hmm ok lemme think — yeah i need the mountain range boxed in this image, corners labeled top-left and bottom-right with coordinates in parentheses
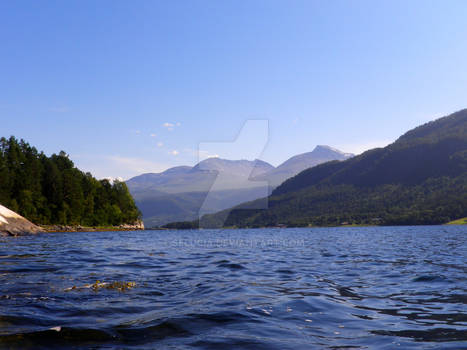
top-left (166, 109), bottom-right (467, 228)
top-left (126, 145), bottom-right (353, 227)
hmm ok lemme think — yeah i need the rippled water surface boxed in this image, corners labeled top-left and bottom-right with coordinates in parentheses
top-left (0, 226), bottom-right (466, 349)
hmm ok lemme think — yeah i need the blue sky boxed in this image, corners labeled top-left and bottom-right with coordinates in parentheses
top-left (1, 0), bottom-right (466, 179)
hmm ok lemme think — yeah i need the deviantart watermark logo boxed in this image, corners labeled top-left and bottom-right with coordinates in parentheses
top-left (197, 120), bottom-right (271, 228)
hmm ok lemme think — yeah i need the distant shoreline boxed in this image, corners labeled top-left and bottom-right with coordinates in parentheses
top-left (40, 223), bottom-right (145, 233)
top-left (160, 220), bottom-right (467, 231)
top-left (36, 218), bottom-right (467, 233)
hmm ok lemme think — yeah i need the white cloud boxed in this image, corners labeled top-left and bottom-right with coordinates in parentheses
top-left (150, 133), bottom-right (157, 137)
top-left (102, 176), bottom-right (124, 184)
top-left (197, 149), bottom-right (221, 160)
top-left (162, 122), bottom-right (181, 131)
top-left (157, 142), bottom-right (164, 147)
top-left (169, 150), bottom-right (179, 156)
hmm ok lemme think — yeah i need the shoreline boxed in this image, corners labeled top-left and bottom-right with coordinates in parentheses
top-left (159, 221), bottom-right (467, 231)
top-left (28, 219), bottom-right (467, 233)
top-left (40, 223), bottom-right (145, 233)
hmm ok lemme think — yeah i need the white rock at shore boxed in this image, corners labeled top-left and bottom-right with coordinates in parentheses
top-left (0, 204), bottom-right (42, 236)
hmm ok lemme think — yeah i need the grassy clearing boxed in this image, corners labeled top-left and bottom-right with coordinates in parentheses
top-left (446, 217), bottom-right (467, 225)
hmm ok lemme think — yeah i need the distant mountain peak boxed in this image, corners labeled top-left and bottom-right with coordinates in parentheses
top-left (251, 145), bottom-right (354, 187)
top-left (279, 146), bottom-right (353, 167)
top-left (313, 145), bottom-right (354, 157)
top-left (315, 145), bottom-right (337, 151)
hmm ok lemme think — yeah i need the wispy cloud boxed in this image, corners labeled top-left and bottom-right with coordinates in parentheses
top-left (162, 122), bottom-right (181, 131)
top-left (150, 133), bottom-right (157, 137)
top-left (169, 150), bottom-right (179, 156)
top-left (198, 149), bottom-right (220, 160)
top-left (157, 142), bottom-right (164, 147)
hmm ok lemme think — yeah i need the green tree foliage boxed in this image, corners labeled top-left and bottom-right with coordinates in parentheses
top-left (0, 136), bottom-right (141, 226)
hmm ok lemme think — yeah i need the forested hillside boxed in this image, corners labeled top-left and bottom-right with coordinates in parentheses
top-left (0, 136), bottom-right (141, 226)
top-left (166, 109), bottom-right (467, 228)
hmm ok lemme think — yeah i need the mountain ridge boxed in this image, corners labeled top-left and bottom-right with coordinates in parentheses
top-left (126, 145), bottom-right (352, 227)
top-left (166, 109), bottom-right (467, 229)
top-left (254, 145), bottom-right (354, 187)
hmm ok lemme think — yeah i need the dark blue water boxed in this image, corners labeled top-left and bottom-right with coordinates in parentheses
top-left (0, 226), bottom-right (466, 349)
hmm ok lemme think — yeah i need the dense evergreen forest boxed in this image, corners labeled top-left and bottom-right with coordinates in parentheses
top-left (165, 109), bottom-right (467, 228)
top-left (0, 136), bottom-right (141, 226)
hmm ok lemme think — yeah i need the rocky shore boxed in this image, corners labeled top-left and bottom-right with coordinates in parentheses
top-left (1, 203), bottom-right (145, 236)
top-left (0, 204), bottom-right (43, 237)
top-left (41, 221), bottom-right (145, 233)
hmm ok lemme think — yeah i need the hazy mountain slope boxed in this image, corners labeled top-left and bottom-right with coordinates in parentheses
top-left (127, 166), bottom-right (192, 189)
top-left (185, 109), bottom-right (467, 228)
top-left (127, 159), bottom-right (273, 194)
top-left (139, 187), bottom-right (272, 228)
top-left (127, 147), bottom-right (352, 227)
top-left (126, 158), bottom-right (274, 226)
top-left (193, 158), bottom-right (274, 177)
top-left (254, 145), bottom-right (353, 187)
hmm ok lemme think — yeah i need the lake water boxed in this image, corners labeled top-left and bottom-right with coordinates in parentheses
top-left (0, 226), bottom-right (466, 349)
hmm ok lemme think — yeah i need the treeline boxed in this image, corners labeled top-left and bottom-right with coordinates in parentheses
top-left (166, 173), bottom-right (467, 229)
top-left (0, 136), bottom-right (141, 226)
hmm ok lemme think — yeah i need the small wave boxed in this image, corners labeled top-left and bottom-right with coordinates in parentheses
top-left (217, 262), bottom-right (246, 270)
top-left (115, 320), bottom-right (191, 343)
top-left (412, 275), bottom-right (448, 283)
top-left (337, 287), bottom-right (362, 299)
top-left (0, 327), bottom-right (115, 348)
top-left (0, 266), bottom-right (59, 273)
top-left (0, 254), bottom-right (42, 259)
top-left (190, 338), bottom-right (277, 350)
top-left (372, 327), bottom-right (467, 342)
